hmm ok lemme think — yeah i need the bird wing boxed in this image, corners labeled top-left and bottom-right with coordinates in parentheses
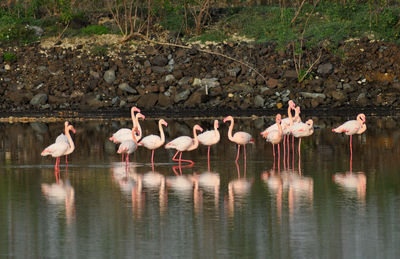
top-left (291, 122), bottom-right (313, 137)
top-left (41, 142), bottom-right (69, 157)
top-left (165, 136), bottom-right (193, 151)
top-left (262, 123), bottom-right (278, 136)
top-left (233, 132), bottom-right (252, 145)
top-left (55, 133), bottom-right (69, 144)
top-left (333, 120), bottom-right (360, 135)
top-left (266, 130), bottom-right (282, 144)
top-left (117, 140), bottom-right (137, 154)
top-left (198, 130), bottom-right (220, 146)
top-left (139, 135), bottom-right (162, 149)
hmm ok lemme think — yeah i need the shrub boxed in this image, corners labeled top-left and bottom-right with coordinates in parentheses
top-left (91, 45), bottom-right (108, 56)
top-left (0, 24), bottom-right (37, 44)
top-left (81, 25), bottom-right (110, 36)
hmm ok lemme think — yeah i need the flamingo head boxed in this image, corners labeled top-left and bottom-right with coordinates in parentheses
top-left (260, 129), bottom-right (267, 137)
top-left (132, 106), bottom-right (141, 113)
top-left (194, 125), bottom-right (203, 132)
top-left (357, 113), bottom-right (366, 123)
top-left (68, 125), bottom-right (76, 134)
top-left (288, 100), bottom-right (296, 109)
top-left (223, 116), bottom-right (233, 123)
top-left (137, 113), bottom-right (145, 120)
top-left (306, 119), bottom-right (314, 127)
top-left (295, 106), bottom-right (301, 115)
top-left (160, 119), bottom-right (168, 127)
top-left (214, 120), bottom-right (219, 129)
top-left (64, 121), bottom-right (69, 128)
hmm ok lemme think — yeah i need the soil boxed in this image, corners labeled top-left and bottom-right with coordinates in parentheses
top-left (2, 34), bottom-right (400, 118)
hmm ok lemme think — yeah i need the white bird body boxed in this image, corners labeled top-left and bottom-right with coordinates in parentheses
top-left (290, 120), bottom-right (314, 138)
top-left (198, 120), bottom-right (220, 146)
top-left (165, 136), bottom-right (194, 151)
top-left (139, 119), bottom-right (168, 150)
top-left (55, 133), bottom-right (75, 156)
top-left (110, 107), bottom-right (144, 143)
top-left (117, 140), bottom-right (137, 155)
top-left (41, 142), bottom-right (70, 158)
top-left (332, 114), bottom-right (366, 135)
top-left (266, 129), bottom-right (282, 145)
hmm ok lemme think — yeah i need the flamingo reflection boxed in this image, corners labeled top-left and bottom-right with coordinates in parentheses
top-left (142, 170), bottom-right (167, 214)
top-left (193, 170), bottom-right (220, 209)
top-left (41, 179), bottom-right (75, 224)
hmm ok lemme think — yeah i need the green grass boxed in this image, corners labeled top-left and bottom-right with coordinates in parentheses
top-left (3, 52), bottom-right (17, 62)
top-left (90, 45), bottom-right (108, 56)
top-left (80, 25), bottom-right (110, 36)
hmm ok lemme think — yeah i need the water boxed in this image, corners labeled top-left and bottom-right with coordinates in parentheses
top-left (0, 116), bottom-right (399, 258)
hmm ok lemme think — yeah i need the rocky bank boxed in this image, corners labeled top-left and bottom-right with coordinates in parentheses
top-left (1, 35), bottom-right (400, 117)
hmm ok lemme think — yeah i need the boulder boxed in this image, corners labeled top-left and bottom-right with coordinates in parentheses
top-left (30, 93), bottom-right (48, 106)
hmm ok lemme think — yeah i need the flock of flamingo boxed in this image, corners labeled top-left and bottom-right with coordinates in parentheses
top-left (41, 101), bottom-right (367, 174)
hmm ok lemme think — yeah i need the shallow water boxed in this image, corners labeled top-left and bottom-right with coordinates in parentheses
top-left (0, 116), bottom-right (399, 258)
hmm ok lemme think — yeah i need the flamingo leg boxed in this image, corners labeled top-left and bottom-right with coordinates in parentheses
top-left (287, 135), bottom-right (290, 169)
top-left (350, 135), bottom-right (353, 158)
top-left (65, 155), bottom-right (68, 167)
top-left (272, 144), bottom-right (276, 170)
top-left (292, 135), bottom-right (295, 164)
top-left (243, 144), bottom-right (247, 164)
top-left (278, 143), bottom-right (280, 172)
top-left (179, 152), bottom-right (182, 168)
top-left (172, 150), bottom-right (180, 161)
top-left (151, 150), bottom-right (155, 165)
top-left (235, 145), bottom-right (241, 162)
top-left (283, 135), bottom-right (286, 170)
top-left (298, 138), bottom-right (302, 162)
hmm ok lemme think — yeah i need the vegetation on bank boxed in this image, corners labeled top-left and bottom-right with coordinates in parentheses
top-left (1, 1), bottom-right (399, 46)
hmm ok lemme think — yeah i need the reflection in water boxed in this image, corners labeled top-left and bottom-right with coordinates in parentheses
top-left (333, 172), bottom-right (367, 202)
top-left (41, 179), bottom-right (75, 224)
top-left (2, 116), bottom-right (400, 258)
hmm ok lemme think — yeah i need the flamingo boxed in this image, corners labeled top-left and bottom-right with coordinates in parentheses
top-left (109, 107), bottom-right (145, 143)
top-left (262, 114), bottom-right (284, 169)
top-left (332, 113), bottom-right (366, 157)
top-left (197, 119), bottom-right (220, 168)
top-left (165, 124), bottom-right (203, 167)
top-left (290, 119), bottom-right (314, 158)
top-left (223, 116), bottom-right (254, 162)
top-left (138, 119), bottom-right (168, 165)
top-left (41, 123), bottom-right (76, 172)
top-left (117, 127), bottom-right (140, 166)
top-left (55, 121), bottom-right (76, 166)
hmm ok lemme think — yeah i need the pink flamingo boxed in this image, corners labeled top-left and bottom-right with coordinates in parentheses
top-left (138, 119), bottom-right (168, 165)
top-left (117, 127), bottom-right (140, 167)
top-left (198, 120), bottom-right (220, 168)
top-left (223, 116), bottom-right (254, 162)
top-left (41, 123), bottom-right (76, 172)
top-left (332, 113), bottom-right (366, 157)
top-left (290, 119), bottom-right (314, 160)
top-left (165, 124), bottom-right (203, 167)
top-left (55, 121), bottom-right (76, 166)
top-left (262, 114), bottom-right (283, 170)
top-left (109, 107), bottom-right (145, 143)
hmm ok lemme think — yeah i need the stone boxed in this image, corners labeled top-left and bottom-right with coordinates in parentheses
top-left (227, 67), bottom-right (241, 77)
top-left (90, 70), bottom-right (100, 79)
top-left (317, 63), bottom-right (333, 76)
top-left (356, 93), bottom-right (368, 106)
top-left (118, 82), bottom-right (137, 94)
top-left (331, 90), bottom-right (347, 102)
top-left (283, 70), bottom-right (298, 80)
top-left (151, 55), bottom-right (168, 66)
top-left (103, 69), bottom-right (116, 84)
top-left (4, 64), bottom-right (11, 70)
top-left (158, 93), bottom-right (172, 108)
top-left (267, 78), bottom-right (279, 89)
top-left (71, 90), bottom-right (84, 98)
top-left (30, 93), bottom-right (47, 106)
top-left (174, 89), bottom-right (191, 103)
top-left (192, 78), bottom-right (202, 87)
top-left (178, 77), bottom-right (192, 86)
top-left (152, 66), bottom-right (167, 74)
top-left (300, 92), bottom-right (326, 99)
top-left (254, 95), bottom-right (265, 108)
top-left (137, 93), bottom-right (158, 108)
top-left (27, 25), bottom-right (44, 37)
top-left (165, 74), bottom-right (176, 82)
top-left (184, 90), bottom-right (205, 108)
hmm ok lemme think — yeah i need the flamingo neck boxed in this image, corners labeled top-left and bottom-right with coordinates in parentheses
top-left (135, 114), bottom-right (142, 139)
top-left (159, 120), bottom-right (166, 144)
top-left (66, 128), bottom-right (75, 153)
top-left (227, 118), bottom-right (234, 141)
top-left (294, 109), bottom-right (300, 123)
top-left (277, 120), bottom-right (282, 135)
top-left (192, 127), bottom-right (200, 149)
top-left (131, 130), bottom-right (138, 144)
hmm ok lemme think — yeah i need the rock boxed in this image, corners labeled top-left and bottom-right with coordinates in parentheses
top-left (174, 89), bottom-right (191, 103)
top-left (184, 90), bottom-right (205, 108)
top-left (343, 83), bottom-right (355, 93)
top-left (90, 70), bottom-right (100, 79)
top-left (267, 78), bottom-right (279, 89)
top-left (158, 93), bottom-right (172, 108)
top-left (227, 67), bottom-right (241, 77)
top-left (71, 90), bottom-right (84, 98)
top-left (30, 93), bottom-right (47, 106)
top-left (202, 78), bottom-right (220, 90)
top-left (26, 25), bottom-right (44, 37)
top-left (152, 66), bottom-right (167, 74)
top-left (119, 100), bottom-right (126, 107)
top-left (192, 78), bottom-right (202, 87)
top-left (118, 82), bottom-right (137, 94)
top-left (165, 74), bottom-right (176, 82)
top-left (357, 93), bottom-right (368, 106)
top-left (331, 90), bottom-right (347, 102)
top-left (254, 95), bottom-right (265, 108)
top-left (392, 82), bottom-right (400, 91)
top-left (300, 92), bottom-right (326, 99)
top-left (283, 70), bottom-right (298, 80)
top-left (137, 93), bottom-right (158, 108)
top-left (317, 63), bottom-right (333, 76)
top-left (178, 77), bottom-right (192, 86)
top-left (4, 64), bottom-right (11, 70)
top-left (85, 95), bottom-right (103, 107)
top-left (103, 69), bottom-right (116, 84)
top-left (151, 55), bottom-right (168, 66)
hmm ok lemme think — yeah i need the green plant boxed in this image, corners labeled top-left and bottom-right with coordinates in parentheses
top-left (0, 24), bottom-right (37, 44)
top-left (81, 25), bottom-right (110, 36)
top-left (192, 29), bottom-right (227, 42)
top-left (91, 45), bottom-right (108, 56)
top-left (3, 52), bottom-right (17, 62)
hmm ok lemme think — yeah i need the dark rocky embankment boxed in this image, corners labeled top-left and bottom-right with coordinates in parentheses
top-left (2, 36), bottom-right (400, 117)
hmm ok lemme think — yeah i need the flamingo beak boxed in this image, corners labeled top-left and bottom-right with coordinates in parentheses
top-left (163, 121), bottom-right (168, 127)
top-left (71, 127), bottom-right (76, 134)
top-left (133, 107), bottom-right (141, 113)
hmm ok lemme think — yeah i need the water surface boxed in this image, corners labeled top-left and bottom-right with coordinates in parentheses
top-left (0, 116), bottom-right (399, 258)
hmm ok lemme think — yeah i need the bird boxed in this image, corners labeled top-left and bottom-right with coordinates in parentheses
top-left (332, 113), bottom-right (366, 157)
top-left (138, 119), bottom-right (168, 165)
top-left (117, 127), bottom-right (140, 167)
top-left (55, 121), bottom-right (76, 166)
top-left (197, 119), bottom-right (220, 168)
top-left (109, 106), bottom-right (145, 143)
top-left (290, 119), bottom-right (314, 158)
top-left (223, 116), bottom-right (254, 162)
top-left (261, 100), bottom-right (296, 137)
top-left (41, 122), bottom-right (76, 172)
top-left (263, 114), bottom-right (284, 167)
top-left (165, 124), bottom-right (203, 167)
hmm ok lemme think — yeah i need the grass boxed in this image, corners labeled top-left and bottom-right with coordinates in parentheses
top-left (3, 52), bottom-right (17, 62)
